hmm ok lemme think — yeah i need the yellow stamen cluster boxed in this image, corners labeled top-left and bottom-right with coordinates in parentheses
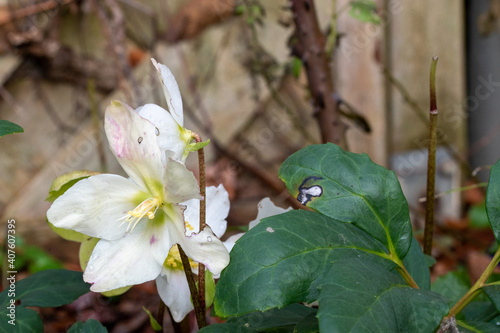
top-left (165, 245), bottom-right (198, 270)
top-left (185, 220), bottom-right (194, 232)
top-left (119, 198), bottom-right (160, 232)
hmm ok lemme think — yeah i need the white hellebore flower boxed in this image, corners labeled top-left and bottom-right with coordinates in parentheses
top-left (136, 58), bottom-right (196, 163)
top-left (156, 184), bottom-right (229, 322)
top-left (47, 101), bottom-right (229, 292)
top-left (224, 197), bottom-right (292, 252)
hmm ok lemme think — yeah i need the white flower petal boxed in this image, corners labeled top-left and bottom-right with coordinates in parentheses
top-left (223, 233), bottom-right (244, 253)
top-left (249, 197), bottom-right (293, 229)
top-left (174, 224), bottom-right (229, 276)
top-left (47, 174), bottom-right (144, 240)
top-left (182, 185), bottom-right (229, 238)
top-left (151, 58), bottom-right (183, 126)
top-left (84, 220), bottom-right (172, 292)
top-left (136, 103), bottom-right (187, 163)
top-left (156, 268), bottom-right (193, 322)
top-left (163, 153), bottom-right (201, 203)
top-left (104, 100), bottom-right (164, 192)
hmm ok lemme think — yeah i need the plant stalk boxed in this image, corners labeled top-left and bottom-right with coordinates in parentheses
top-left (178, 245), bottom-right (207, 328)
top-left (446, 246), bottom-right (500, 317)
top-left (423, 56), bottom-right (439, 255)
top-left (195, 134), bottom-right (207, 321)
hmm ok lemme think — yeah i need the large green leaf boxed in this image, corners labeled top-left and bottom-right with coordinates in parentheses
top-left (279, 143), bottom-right (412, 259)
top-left (200, 304), bottom-right (318, 333)
top-left (317, 258), bottom-right (450, 332)
top-left (483, 284), bottom-right (500, 313)
top-left (432, 269), bottom-right (471, 304)
top-left (214, 209), bottom-right (392, 317)
top-left (486, 159), bottom-right (500, 243)
top-left (457, 320), bottom-right (500, 333)
top-left (11, 269), bottom-right (90, 307)
top-left (0, 120), bottom-right (23, 137)
top-left (403, 238), bottom-right (431, 290)
top-left (0, 306), bottom-right (43, 333)
top-left (68, 319), bottom-right (108, 332)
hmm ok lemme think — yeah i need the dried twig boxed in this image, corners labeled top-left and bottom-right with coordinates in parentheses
top-left (290, 0), bottom-right (347, 147)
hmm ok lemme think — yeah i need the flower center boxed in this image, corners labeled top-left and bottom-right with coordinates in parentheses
top-left (120, 197), bottom-right (161, 232)
top-left (164, 245), bottom-right (198, 270)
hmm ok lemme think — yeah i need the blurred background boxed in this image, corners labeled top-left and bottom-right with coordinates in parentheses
top-left (0, 0), bottom-right (499, 331)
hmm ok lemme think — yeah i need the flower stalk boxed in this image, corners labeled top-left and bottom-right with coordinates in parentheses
top-left (194, 132), bottom-right (207, 324)
top-left (178, 245), bottom-right (207, 328)
top-left (423, 56), bottom-right (439, 255)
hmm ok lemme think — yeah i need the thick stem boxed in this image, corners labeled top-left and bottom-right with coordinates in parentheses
top-left (290, 0), bottom-right (347, 147)
top-left (446, 246), bottom-right (500, 317)
top-left (194, 133), bottom-right (207, 320)
top-left (178, 246), bottom-right (206, 328)
top-left (423, 56), bottom-right (438, 255)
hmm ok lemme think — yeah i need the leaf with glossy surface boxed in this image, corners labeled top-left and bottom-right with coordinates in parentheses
top-left (317, 258), bottom-right (450, 332)
top-left (486, 159), bottom-right (500, 243)
top-left (279, 143), bottom-right (412, 258)
top-left (0, 119), bottom-right (23, 137)
top-left (201, 304), bottom-right (317, 333)
top-left (14, 269), bottom-right (90, 307)
top-left (403, 238), bottom-right (431, 289)
top-left (0, 306), bottom-right (43, 333)
top-left (214, 209), bottom-right (390, 316)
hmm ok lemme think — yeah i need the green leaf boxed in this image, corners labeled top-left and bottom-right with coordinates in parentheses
top-left (403, 237), bottom-right (431, 289)
top-left (0, 306), bottom-right (43, 333)
top-left (186, 139), bottom-right (210, 152)
top-left (46, 170), bottom-right (100, 203)
top-left (0, 120), bottom-right (23, 137)
top-left (200, 304), bottom-right (318, 333)
top-left (226, 303), bottom-right (317, 331)
top-left (214, 209), bottom-right (390, 317)
top-left (46, 170), bottom-right (99, 242)
top-left (483, 285), bottom-right (500, 312)
top-left (68, 319), bottom-right (108, 333)
top-left (432, 269), bottom-right (471, 304)
top-left (10, 269), bottom-right (90, 307)
top-left (291, 56), bottom-right (302, 78)
top-left (457, 320), bottom-right (500, 333)
top-left (486, 159), bottom-right (500, 243)
top-left (349, 0), bottom-right (381, 24)
top-left (317, 258), bottom-right (451, 332)
top-left (143, 307), bottom-right (162, 331)
top-left (469, 201), bottom-right (490, 229)
top-left (199, 323), bottom-right (255, 333)
top-left (279, 143), bottom-right (412, 259)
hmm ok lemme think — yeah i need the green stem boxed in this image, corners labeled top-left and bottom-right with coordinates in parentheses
top-left (447, 246), bottom-right (500, 317)
top-left (423, 56), bottom-right (439, 255)
top-left (178, 246), bottom-right (206, 328)
top-left (325, 0), bottom-right (337, 58)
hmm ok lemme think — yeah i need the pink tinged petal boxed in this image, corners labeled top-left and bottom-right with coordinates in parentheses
top-left (104, 100), bottom-right (164, 191)
top-left (249, 197), bottom-right (293, 229)
top-left (47, 174), bottom-right (144, 241)
top-left (163, 153), bottom-right (201, 203)
top-left (136, 104), bottom-right (186, 163)
top-left (151, 58), bottom-right (183, 126)
top-left (156, 268), bottom-right (194, 322)
top-left (83, 221), bottom-right (172, 292)
top-left (182, 185), bottom-right (229, 238)
top-left (174, 224), bottom-right (230, 276)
